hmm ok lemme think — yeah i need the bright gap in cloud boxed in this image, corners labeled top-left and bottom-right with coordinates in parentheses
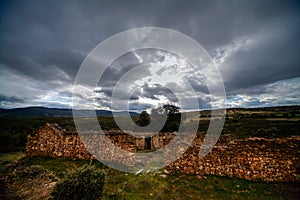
top-left (226, 77), bottom-right (300, 108)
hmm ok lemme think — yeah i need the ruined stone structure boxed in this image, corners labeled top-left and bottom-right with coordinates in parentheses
top-left (26, 123), bottom-right (92, 159)
top-left (26, 123), bottom-right (175, 167)
top-left (166, 136), bottom-right (300, 182)
top-left (26, 123), bottom-right (300, 182)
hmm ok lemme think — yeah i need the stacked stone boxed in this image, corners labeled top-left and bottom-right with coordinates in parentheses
top-left (166, 137), bottom-right (300, 182)
top-left (105, 131), bottom-right (136, 152)
top-left (151, 132), bottom-right (175, 150)
top-left (26, 123), bottom-right (93, 160)
top-left (26, 123), bottom-right (300, 182)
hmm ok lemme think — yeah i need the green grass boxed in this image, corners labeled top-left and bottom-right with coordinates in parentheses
top-left (102, 172), bottom-right (299, 200)
top-left (1, 107), bottom-right (300, 199)
top-left (17, 156), bottom-right (107, 178)
top-left (3, 155), bottom-right (298, 200)
top-left (0, 151), bottom-right (25, 162)
top-left (1, 109), bottom-right (300, 153)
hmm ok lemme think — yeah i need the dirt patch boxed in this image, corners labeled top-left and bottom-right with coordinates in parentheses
top-left (7, 177), bottom-right (57, 200)
top-left (1, 163), bottom-right (58, 200)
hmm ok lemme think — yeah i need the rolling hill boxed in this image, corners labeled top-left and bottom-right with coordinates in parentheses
top-left (0, 107), bottom-right (139, 118)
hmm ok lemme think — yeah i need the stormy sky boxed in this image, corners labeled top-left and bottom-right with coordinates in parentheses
top-left (0, 0), bottom-right (299, 111)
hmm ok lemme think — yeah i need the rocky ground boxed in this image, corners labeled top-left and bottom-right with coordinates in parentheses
top-left (0, 161), bottom-right (58, 200)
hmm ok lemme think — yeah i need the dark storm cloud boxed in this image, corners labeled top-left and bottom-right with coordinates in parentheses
top-left (0, 94), bottom-right (24, 104)
top-left (218, 22), bottom-right (300, 92)
top-left (141, 83), bottom-right (178, 102)
top-left (128, 102), bottom-right (153, 112)
top-left (97, 52), bottom-right (145, 89)
top-left (0, 0), bottom-right (299, 109)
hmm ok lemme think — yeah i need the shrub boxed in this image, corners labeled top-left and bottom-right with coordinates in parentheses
top-left (51, 165), bottom-right (105, 200)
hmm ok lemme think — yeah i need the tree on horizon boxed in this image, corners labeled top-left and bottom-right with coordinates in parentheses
top-left (136, 110), bottom-right (151, 127)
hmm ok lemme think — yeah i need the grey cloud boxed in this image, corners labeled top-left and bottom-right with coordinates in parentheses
top-left (129, 93), bottom-right (140, 101)
top-left (219, 22), bottom-right (300, 94)
top-left (0, 94), bottom-right (25, 104)
top-left (0, 0), bottom-right (299, 109)
top-left (142, 83), bottom-right (178, 102)
top-left (128, 102), bottom-right (153, 112)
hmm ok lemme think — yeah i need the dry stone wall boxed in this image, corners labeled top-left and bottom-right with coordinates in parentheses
top-left (26, 123), bottom-right (92, 159)
top-left (166, 135), bottom-right (300, 182)
top-left (26, 123), bottom-right (299, 182)
top-left (26, 123), bottom-right (138, 166)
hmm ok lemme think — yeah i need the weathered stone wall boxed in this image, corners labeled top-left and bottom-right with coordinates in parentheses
top-left (166, 135), bottom-right (300, 182)
top-left (26, 123), bottom-right (137, 166)
top-left (26, 123), bottom-right (92, 159)
top-left (151, 132), bottom-right (175, 150)
top-left (26, 123), bottom-right (299, 182)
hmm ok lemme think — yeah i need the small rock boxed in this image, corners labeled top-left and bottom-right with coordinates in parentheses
top-left (160, 174), bottom-right (167, 178)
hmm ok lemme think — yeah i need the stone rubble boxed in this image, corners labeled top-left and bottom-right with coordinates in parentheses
top-left (26, 123), bottom-right (300, 182)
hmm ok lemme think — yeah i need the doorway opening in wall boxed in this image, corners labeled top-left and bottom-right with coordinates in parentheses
top-left (145, 137), bottom-right (151, 150)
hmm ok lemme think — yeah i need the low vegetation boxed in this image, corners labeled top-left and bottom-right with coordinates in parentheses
top-left (1, 106), bottom-right (300, 153)
top-left (51, 165), bottom-right (105, 200)
top-left (0, 155), bottom-right (299, 199)
top-left (0, 106), bottom-right (299, 199)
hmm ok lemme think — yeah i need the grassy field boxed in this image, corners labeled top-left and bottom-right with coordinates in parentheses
top-left (1, 107), bottom-right (299, 199)
top-left (0, 155), bottom-right (299, 200)
top-left (0, 152), bottom-right (25, 162)
top-left (1, 107), bottom-right (300, 153)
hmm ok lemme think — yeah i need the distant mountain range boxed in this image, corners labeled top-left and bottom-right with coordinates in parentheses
top-left (0, 105), bottom-right (299, 118)
top-left (0, 107), bottom-right (139, 118)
